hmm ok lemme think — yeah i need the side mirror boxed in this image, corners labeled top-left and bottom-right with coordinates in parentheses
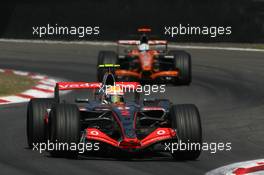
top-left (75, 98), bottom-right (89, 103)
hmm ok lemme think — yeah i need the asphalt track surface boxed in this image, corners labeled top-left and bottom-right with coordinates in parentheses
top-left (0, 41), bottom-right (263, 175)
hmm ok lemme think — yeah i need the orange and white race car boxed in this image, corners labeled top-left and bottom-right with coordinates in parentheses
top-left (97, 28), bottom-right (192, 85)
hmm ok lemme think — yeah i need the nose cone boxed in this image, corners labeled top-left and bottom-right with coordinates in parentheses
top-left (139, 52), bottom-right (153, 71)
top-left (119, 138), bottom-right (141, 148)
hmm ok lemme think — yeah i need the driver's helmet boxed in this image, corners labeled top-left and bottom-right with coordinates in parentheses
top-left (138, 43), bottom-right (149, 52)
top-left (105, 86), bottom-right (124, 103)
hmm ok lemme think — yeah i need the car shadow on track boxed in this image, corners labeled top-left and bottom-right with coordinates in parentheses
top-left (46, 151), bottom-right (197, 162)
top-left (25, 145), bottom-right (198, 162)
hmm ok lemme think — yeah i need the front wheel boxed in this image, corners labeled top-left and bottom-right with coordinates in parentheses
top-left (169, 50), bottom-right (192, 85)
top-left (49, 104), bottom-right (80, 158)
top-left (97, 51), bottom-right (118, 81)
top-left (169, 104), bottom-right (202, 160)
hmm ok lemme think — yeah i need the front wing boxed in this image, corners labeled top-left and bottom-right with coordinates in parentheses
top-left (85, 127), bottom-right (176, 149)
top-left (115, 69), bottom-right (179, 80)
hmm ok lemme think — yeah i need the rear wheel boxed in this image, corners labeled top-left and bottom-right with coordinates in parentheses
top-left (97, 51), bottom-right (118, 81)
top-left (49, 104), bottom-right (80, 158)
top-left (27, 98), bottom-right (55, 148)
top-left (169, 50), bottom-right (191, 85)
top-left (169, 104), bottom-right (202, 160)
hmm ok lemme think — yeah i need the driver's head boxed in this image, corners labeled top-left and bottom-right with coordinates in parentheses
top-left (105, 86), bottom-right (124, 103)
top-left (138, 43), bottom-right (149, 52)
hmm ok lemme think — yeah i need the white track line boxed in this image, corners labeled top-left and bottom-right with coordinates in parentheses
top-left (170, 45), bottom-right (264, 52)
top-left (0, 38), bottom-right (264, 52)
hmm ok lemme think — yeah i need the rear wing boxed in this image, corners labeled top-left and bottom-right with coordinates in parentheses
top-left (54, 81), bottom-right (141, 103)
top-left (138, 28), bottom-right (152, 33)
top-left (118, 40), bottom-right (167, 45)
top-left (117, 40), bottom-right (168, 54)
top-left (118, 27), bottom-right (167, 45)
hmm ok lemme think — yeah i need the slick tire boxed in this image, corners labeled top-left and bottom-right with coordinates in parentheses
top-left (169, 50), bottom-right (192, 85)
top-left (27, 98), bottom-right (55, 148)
top-left (169, 104), bottom-right (202, 160)
top-left (49, 104), bottom-right (80, 158)
top-left (97, 51), bottom-right (118, 81)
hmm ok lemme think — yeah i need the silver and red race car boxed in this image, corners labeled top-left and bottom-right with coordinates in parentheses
top-left (27, 72), bottom-right (202, 160)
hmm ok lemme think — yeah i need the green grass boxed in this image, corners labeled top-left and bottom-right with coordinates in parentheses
top-left (0, 72), bottom-right (38, 96)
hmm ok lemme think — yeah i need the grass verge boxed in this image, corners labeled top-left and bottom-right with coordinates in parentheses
top-left (0, 72), bottom-right (38, 96)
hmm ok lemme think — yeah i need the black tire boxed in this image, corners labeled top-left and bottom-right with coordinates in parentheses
top-left (169, 50), bottom-right (192, 85)
top-left (169, 104), bottom-right (202, 160)
top-left (97, 51), bottom-right (118, 81)
top-left (27, 98), bottom-right (55, 148)
top-left (49, 104), bottom-right (80, 158)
